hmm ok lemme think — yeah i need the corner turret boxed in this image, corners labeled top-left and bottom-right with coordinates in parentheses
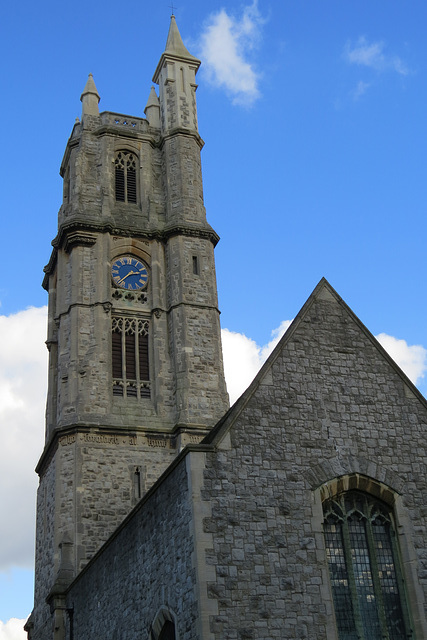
top-left (80, 73), bottom-right (100, 118)
top-left (144, 86), bottom-right (160, 128)
top-left (153, 16), bottom-right (201, 133)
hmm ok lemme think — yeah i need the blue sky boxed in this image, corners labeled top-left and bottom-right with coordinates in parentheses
top-left (1, 1), bottom-right (427, 636)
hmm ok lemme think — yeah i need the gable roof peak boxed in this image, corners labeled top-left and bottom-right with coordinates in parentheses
top-left (204, 277), bottom-right (427, 448)
top-left (311, 277), bottom-right (341, 301)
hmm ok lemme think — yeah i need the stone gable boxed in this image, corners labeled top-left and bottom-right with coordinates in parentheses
top-left (200, 278), bottom-right (427, 639)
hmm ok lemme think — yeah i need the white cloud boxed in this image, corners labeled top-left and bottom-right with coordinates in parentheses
top-left (222, 320), bottom-right (292, 403)
top-left (352, 80), bottom-right (370, 100)
top-left (375, 333), bottom-right (427, 385)
top-left (344, 36), bottom-right (409, 75)
top-left (345, 37), bottom-right (385, 69)
top-left (0, 307), bottom-right (48, 572)
top-left (0, 618), bottom-right (28, 640)
top-left (198, 1), bottom-right (265, 106)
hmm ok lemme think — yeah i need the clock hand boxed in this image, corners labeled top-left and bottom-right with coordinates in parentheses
top-left (117, 270), bottom-right (139, 285)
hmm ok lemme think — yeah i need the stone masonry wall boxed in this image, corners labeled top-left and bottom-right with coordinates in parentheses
top-left (74, 433), bottom-right (177, 571)
top-left (201, 290), bottom-right (427, 639)
top-left (33, 441), bottom-right (80, 640)
top-left (165, 234), bottom-right (229, 426)
top-left (32, 456), bottom-right (56, 639)
top-left (67, 456), bottom-right (198, 640)
top-left (166, 236), bottom-right (219, 308)
top-left (163, 136), bottom-right (205, 226)
top-left (32, 428), bottom-right (180, 640)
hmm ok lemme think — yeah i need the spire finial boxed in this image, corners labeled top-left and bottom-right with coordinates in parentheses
top-left (169, 3), bottom-right (177, 16)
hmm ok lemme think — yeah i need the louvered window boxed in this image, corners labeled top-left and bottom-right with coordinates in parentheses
top-left (323, 491), bottom-right (411, 640)
top-left (112, 316), bottom-right (150, 398)
top-left (115, 151), bottom-right (137, 203)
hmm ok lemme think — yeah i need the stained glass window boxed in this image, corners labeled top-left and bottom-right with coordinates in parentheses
top-left (323, 491), bottom-right (411, 640)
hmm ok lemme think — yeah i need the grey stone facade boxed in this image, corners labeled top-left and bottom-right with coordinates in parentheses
top-left (201, 281), bottom-right (427, 639)
top-left (67, 457), bottom-right (197, 640)
top-left (27, 16), bottom-right (426, 640)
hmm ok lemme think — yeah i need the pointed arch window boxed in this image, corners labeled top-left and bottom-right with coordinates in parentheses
top-left (112, 316), bottom-right (150, 398)
top-left (150, 608), bottom-right (177, 640)
top-left (115, 151), bottom-right (137, 203)
top-left (323, 491), bottom-right (411, 640)
top-left (158, 621), bottom-right (175, 640)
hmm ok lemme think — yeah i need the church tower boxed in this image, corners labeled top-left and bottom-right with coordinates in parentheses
top-left (29, 17), bottom-right (229, 639)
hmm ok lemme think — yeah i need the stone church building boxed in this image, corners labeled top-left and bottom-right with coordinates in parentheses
top-left (26, 16), bottom-right (426, 640)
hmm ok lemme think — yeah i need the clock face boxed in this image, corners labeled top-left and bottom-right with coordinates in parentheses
top-left (111, 256), bottom-right (149, 290)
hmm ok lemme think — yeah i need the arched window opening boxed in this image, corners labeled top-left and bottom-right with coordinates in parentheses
top-left (323, 490), bottom-right (411, 640)
top-left (112, 316), bottom-right (150, 399)
top-left (149, 608), bottom-right (177, 640)
top-left (158, 620), bottom-right (176, 640)
top-left (115, 151), bottom-right (137, 203)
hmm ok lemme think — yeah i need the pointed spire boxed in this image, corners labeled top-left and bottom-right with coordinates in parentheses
top-left (144, 86), bottom-right (160, 128)
top-left (164, 15), bottom-right (199, 61)
top-left (145, 86), bottom-right (160, 109)
top-left (152, 16), bottom-right (200, 84)
top-left (80, 73), bottom-right (100, 118)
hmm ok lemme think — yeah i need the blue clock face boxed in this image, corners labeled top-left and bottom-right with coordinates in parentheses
top-left (111, 256), bottom-right (149, 290)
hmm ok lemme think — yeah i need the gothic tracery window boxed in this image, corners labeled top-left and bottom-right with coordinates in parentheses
top-left (112, 316), bottom-right (150, 398)
top-left (115, 150), bottom-right (137, 203)
top-left (323, 491), bottom-right (411, 640)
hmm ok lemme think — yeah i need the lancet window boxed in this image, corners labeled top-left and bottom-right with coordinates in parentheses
top-left (158, 621), bottom-right (176, 640)
top-left (112, 316), bottom-right (150, 398)
top-left (323, 490), bottom-right (411, 640)
top-left (149, 608), bottom-right (177, 640)
top-left (115, 150), bottom-right (137, 203)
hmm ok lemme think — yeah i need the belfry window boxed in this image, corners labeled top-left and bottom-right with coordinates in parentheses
top-left (115, 151), bottom-right (137, 203)
top-left (112, 316), bottom-right (150, 398)
top-left (323, 491), bottom-right (411, 640)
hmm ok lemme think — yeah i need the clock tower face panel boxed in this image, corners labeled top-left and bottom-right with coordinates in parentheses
top-left (111, 256), bottom-right (149, 290)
